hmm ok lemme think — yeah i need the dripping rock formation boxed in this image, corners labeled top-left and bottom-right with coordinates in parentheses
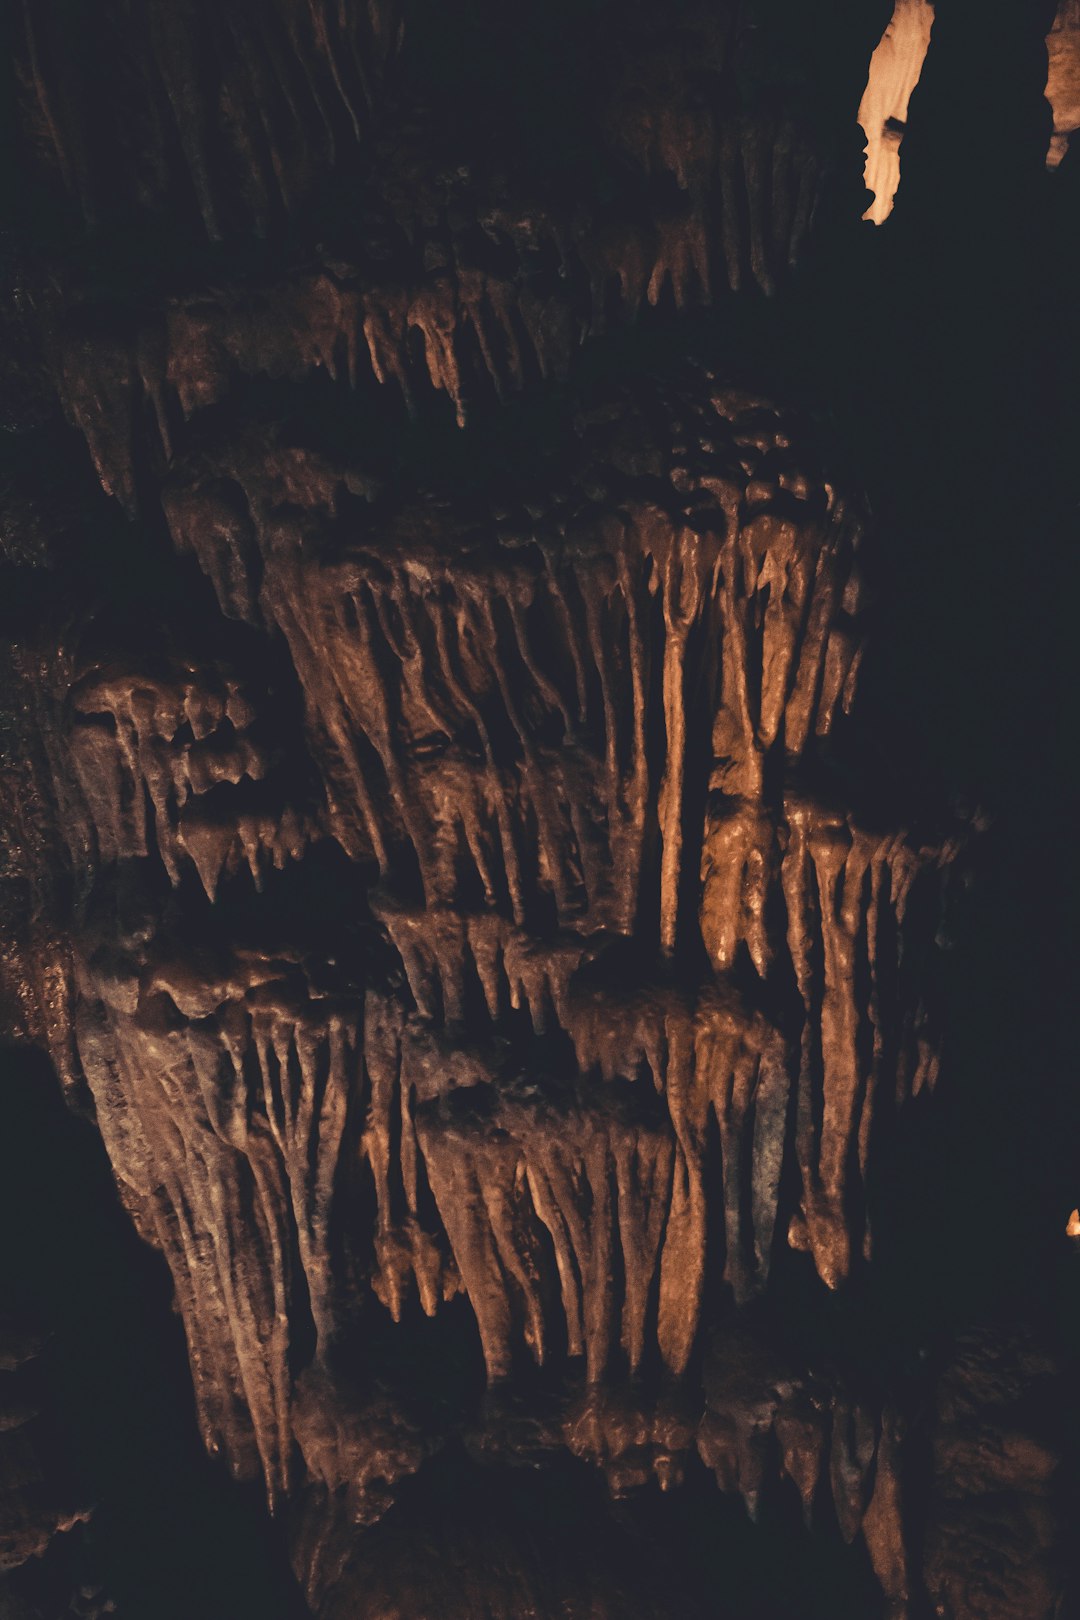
top-left (1, 3), bottom-right (1076, 1618)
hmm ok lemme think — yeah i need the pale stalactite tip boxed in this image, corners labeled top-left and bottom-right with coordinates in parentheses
top-left (857, 0), bottom-right (935, 225)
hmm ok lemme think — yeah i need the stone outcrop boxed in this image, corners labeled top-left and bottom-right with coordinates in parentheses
top-left (0, 3), bottom-right (1070, 1617)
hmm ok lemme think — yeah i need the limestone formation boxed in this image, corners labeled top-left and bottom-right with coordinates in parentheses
top-left (1046, 1), bottom-right (1080, 166)
top-left (0, 3), bottom-right (1070, 1618)
top-left (858, 0), bottom-right (935, 224)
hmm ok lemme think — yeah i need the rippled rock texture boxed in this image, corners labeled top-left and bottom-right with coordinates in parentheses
top-left (4, 370), bottom-right (959, 1514)
top-left (1, 2), bottom-right (1074, 1618)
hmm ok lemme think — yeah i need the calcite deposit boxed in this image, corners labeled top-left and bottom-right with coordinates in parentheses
top-left (858, 0), bottom-right (936, 223)
top-left (1, 2), bottom-right (1072, 1618)
top-left (1046, 1), bottom-right (1080, 166)
top-left (21, 366), bottom-right (955, 1514)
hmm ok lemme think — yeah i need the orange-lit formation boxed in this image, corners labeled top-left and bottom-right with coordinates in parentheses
top-left (858, 0), bottom-right (935, 223)
top-left (1046, 1), bottom-right (1080, 167)
top-left (20, 374), bottom-right (957, 1511)
top-left (0, 4), bottom-right (1072, 1619)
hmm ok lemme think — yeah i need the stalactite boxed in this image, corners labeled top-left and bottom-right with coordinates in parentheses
top-left (44, 115), bottom-right (852, 507)
top-left (862, 1408), bottom-right (910, 1616)
top-left (1045, 0), bottom-right (1080, 166)
top-left (178, 382), bottom-right (870, 985)
top-left (3, 346), bottom-right (962, 1553)
top-left (363, 990), bottom-right (459, 1319)
top-left (858, 0), bottom-right (935, 224)
top-left (44, 624), bottom-right (327, 906)
top-left (15, 0), bottom-right (405, 238)
top-left (366, 981), bottom-right (796, 1384)
top-left (0, 0), bottom-right (1044, 1613)
top-left (71, 932), bottom-right (365, 1502)
top-left (780, 799), bottom-right (956, 1289)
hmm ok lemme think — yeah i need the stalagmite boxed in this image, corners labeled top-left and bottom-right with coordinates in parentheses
top-left (862, 1408), bottom-right (910, 1616)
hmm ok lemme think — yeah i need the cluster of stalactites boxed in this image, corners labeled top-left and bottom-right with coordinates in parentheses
top-left (703, 796), bottom-right (956, 1288)
top-left (288, 1332), bottom-right (912, 1617)
top-left (163, 400), bottom-right (865, 948)
top-left (45, 369), bottom-right (961, 1514)
top-left (70, 912), bottom-right (936, 1500)
top-left (52, 116), bottom-right (829, 518)
top-left (857, 0), bottom-right (935, 225)
top-left (75, 944), bottom-right (359, 1504)
top-left (374, 985), bottom-right (784, 1384)
top-left (148, 379), bottom-right (953, 1307)
top-left (16, 0), bottom-right (404, 239)
top-left (553, 1355), bottom-right (909, 1611)
top-left (17, 0), bottom-right (837, 264)
top-left (63, 663), bottom-right (319, 899)
top-left (287, 1326), bottom-right (1063, 1619)
top-left (361, 788), bottom-right (951, 1376)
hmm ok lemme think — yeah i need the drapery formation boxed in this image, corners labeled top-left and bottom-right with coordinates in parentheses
top-left (0, 372), bottom-right (957, 1514)
top-left (4, 3), bottom-right (1068, 1617)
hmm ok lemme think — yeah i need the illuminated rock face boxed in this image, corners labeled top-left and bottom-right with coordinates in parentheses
top-left (34, 374), bottom-right (955, 1494)
top-left (858, 0), bottom-right (935, 224)
top-left (0, 4), bottom-right (1069, 1619)
top-left (6, 360), bottom-right (960, 1609)
top-left (1046, 0), bottom-right (1080, 167)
